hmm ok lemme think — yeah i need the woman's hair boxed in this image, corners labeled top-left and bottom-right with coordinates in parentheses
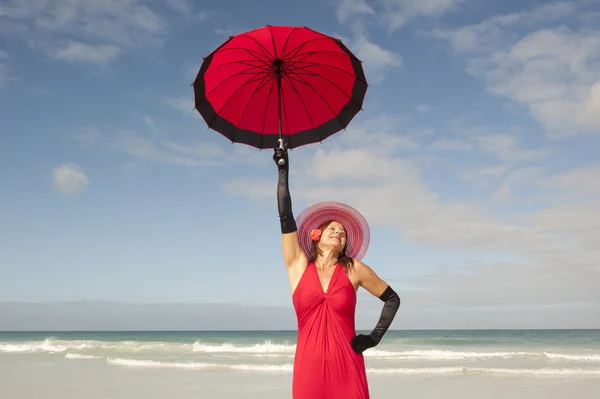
top-left (308, 220), bottom-right (354, 273)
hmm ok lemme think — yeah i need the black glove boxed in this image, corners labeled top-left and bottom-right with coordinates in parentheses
top-left (351, 285), bottom-right (400, 354)
top-left (274, 142), bottom-right (297, 234)
top-left (350, 334), bottom-right (377, 354)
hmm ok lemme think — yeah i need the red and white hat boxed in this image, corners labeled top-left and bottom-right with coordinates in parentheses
top-left (296, 201), bottom-right (370, 260)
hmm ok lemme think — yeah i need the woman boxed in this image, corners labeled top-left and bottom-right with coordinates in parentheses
top-left (274, 144), bottom-right (401, 399)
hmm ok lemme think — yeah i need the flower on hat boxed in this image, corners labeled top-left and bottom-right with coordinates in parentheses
top-left (310, 229), bottom-right (322, 241)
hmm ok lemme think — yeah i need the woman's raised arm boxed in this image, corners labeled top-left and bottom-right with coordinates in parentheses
top-left (274, 143), bottom-right (307, 269)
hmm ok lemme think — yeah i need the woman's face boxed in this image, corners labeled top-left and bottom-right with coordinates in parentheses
top-left (320, 221), bottom-right (347, 252)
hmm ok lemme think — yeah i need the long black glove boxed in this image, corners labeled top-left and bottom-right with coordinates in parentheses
top-left (273, 142), bottom-right (297, 234)
top-left (351, 285), bottom-right (400, 354)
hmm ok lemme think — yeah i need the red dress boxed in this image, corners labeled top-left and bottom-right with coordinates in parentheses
top-left (292, 262), bottom-right (370, 399)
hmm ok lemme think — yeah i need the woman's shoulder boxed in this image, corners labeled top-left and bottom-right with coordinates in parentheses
top-left (351, 258), bottom-right (378, 277)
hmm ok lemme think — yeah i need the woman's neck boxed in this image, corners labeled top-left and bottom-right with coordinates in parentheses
top-left (315, 249), bottom-right (339, 270)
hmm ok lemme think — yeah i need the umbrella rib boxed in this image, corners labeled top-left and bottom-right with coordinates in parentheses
top-left (204, 66), bottom-right (270, 97)
top-left (207, 72), bottom-right (273, 127)
top-left (281, 36), bottom-right (332, 63)
top-left (279, 26), bottom-right (300, 60)
top-left (287, 61), bottom-right (366, 85)
top-left (285, 74), bottom-right (340, 127)
top-left (280, 75), bottom-right (291, 145)
top-left (231, 73), bottom-right (275, 144)
top-left (260, 78), bottom-right (277, 142)
top-left (212, 47), bottom-right (271, 62)
top-left (287, 70), bottom-right (363, 110)
top-left (286, 50), bottom-right (361, 70)
top-left (267, 25), bottom-right (278, 58)
top-left (204, 47), bottom-right (272, 68)
top-left (282, 74), bottom-right (322, 142)
top-left (240, 33), bottom-right (276, 61)
top-left (203, 59), bottom-right (272, 77)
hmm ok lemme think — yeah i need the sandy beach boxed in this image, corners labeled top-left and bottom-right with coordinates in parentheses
top-left (2, 351), bottom-right (600, 399)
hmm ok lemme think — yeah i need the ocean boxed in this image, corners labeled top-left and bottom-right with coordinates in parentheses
top-left (1, 329), bottom-right (599, 398)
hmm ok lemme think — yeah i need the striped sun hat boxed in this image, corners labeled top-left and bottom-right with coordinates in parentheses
top-left (296, 202), bottom-right (370, 260)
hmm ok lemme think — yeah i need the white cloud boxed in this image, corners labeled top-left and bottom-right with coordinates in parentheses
top-left (327, 114), bottom-right (422, 152)
top-left (143, 116), bottom-right (158, 133)
top-left (0, 0), bottom-right (168, 64)
top-left (112, 132), bottom-right (273, 169)
top-left (166, 0), bottom-right (193, 16)
top-left (53, 163), bottom-right (89, 195)
top-left (430, 129), bottom-right (548, 165)
top-left (431, 2), bottom-right (577, 53)
top-left (352, 34), bottom-right (402, 80)
top-left (429, 138), bottom-right (473, 151)
top-left (336, 0), bottom-right (465, 31)
top-left (166, 0), bottom-right (215, 23)
top-left (113, 132), bottom-right (226, 168)
top-left (432, 2), bottom-right (600, 136)
top-left (483, 29), bottom-right (600, 134)
top-left (380, 0), bottom-right (465, 31)
top-left (164, 96), bottom-right (199, 118)
top-left (415, 103), bottom-right (432, 114)
top-left (52, 41), bottom-right (120, 65)
top-left (337, 0), bottom-right (376, 23)
top-left (471, 132), bottom-right (547, 163)
top-left (331, 31), bottom-right (402, 82)
top-left (71, 123), bottom-right (268, 170)
top-left (542, 164), bottom-right (600, 200)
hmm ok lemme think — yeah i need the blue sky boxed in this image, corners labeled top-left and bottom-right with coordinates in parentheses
top-left (1, 0), bottom-right (599, 330)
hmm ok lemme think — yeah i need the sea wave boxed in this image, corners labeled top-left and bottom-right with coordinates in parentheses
top-left (0, 338), bottom-right (71, 353)
top-left (192, 341), bottom-right (295, 355)
top-left (0, 338), bottom-right (194, 354)
top-left (3, 339), bottom-right (600, 363)
top-left (107, 357), bottom-right (293, 372)
top-left (544, 352), bottom-right (600, 362)
top-left (65, 353), bottom-right (102, 360)
top-left (368, 349), bottom-right (534, 360)
top-left (369, 367), bottom-right (600, 376)
top-left (105, 357), bottom-right (600, 376)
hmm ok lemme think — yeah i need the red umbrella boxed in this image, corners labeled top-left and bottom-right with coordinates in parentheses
top-left (193, 25), bottom-right (368, 150)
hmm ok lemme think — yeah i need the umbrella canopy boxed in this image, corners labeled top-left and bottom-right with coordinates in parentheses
top-left (193, 25), bottom-right (368, 149)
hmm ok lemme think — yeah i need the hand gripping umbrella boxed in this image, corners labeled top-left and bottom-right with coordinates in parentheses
top-left (193, 25), bottom-right (368, 158)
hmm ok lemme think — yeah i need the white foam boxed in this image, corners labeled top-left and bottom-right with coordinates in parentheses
top-left (65, 353), bottom-right (102, 360)
top-left (4, 338), bottom-right (600, 365)
top-left (367, 367), bottom-right (600, 376)
top-left (369, 349), bottom-right (533, 360)
top-left (191, 340), bottom-right (296, 355)
top-left (544, 352), bottom-right (600, 362)
top-left (105, 357), bottom-right (600, 376)
top-left (108, 358), bottom-right (213, 369)
top-left (0, 339), bottom-right (192, 354)
top-left (0, 338), bottom-right (67, 353)
top-left (107, 357), bottom-right (293, 372)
